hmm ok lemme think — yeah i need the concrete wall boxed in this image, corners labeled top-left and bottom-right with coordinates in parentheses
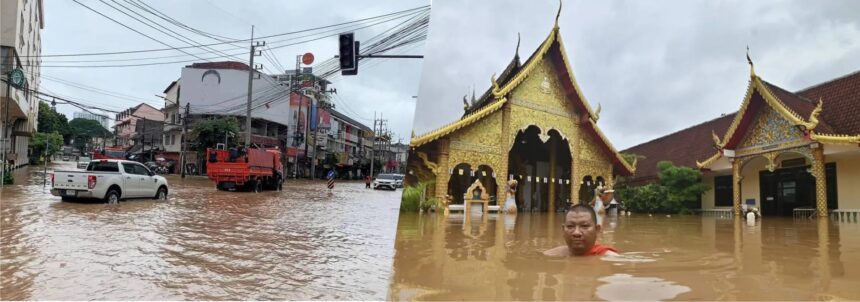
top-left (832, 156), bottom-right (860, 209)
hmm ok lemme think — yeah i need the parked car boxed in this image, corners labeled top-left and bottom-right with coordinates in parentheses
top-left (62, 155), bottom-right (70, 161)
top-left (50, 159), bottom-right (169, 203)
top-left (77, 156), bottom-right (91, 169)
top-left (393, 174), bottom-right (405, 188)
top-left (372, 173), bottom-right (398, 190)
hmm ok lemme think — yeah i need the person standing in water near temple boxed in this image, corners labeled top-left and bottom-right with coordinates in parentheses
top-left (590, 186), bottom-right (607, 226)
top-left (504, 180), bottom-right (518, 214)
top-left (544, 204), bottom-right (618, 257)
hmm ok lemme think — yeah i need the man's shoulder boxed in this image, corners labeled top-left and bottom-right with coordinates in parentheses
top-left (543, 245), bottom-right (569, 257)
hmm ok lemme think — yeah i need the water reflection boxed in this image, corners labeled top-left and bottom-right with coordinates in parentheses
top-left (1, 163), bottom-right (402, 300)
top-left (389, 212), bottom-right (860, 300)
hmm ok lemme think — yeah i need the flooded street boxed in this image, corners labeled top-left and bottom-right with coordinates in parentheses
top-left (389, 211), bottom-right (860, 301)
top-left (1, 162), bottom-right (402, 300)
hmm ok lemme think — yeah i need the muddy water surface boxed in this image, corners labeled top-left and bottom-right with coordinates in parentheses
top-left (1, 162), bottom-right (402, 300)
top-left (389, 211), bottom-right (860, 301)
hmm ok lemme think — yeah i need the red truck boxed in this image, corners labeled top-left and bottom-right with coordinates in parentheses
top-left (93, 147), bottom-right (127, 160)
top-left (206, 147), bottom-right (284, 192)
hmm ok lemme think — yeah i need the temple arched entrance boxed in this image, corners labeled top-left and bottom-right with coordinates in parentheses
top-left (507, 126), bottom-right (572, 212)
top-left (448, 163), bottom-right (473, 205)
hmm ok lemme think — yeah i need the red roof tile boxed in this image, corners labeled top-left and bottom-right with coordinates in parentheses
top-left (623, 114), bottom-right (734, 183)
top-left (796, 71), bottom-right (860, 135)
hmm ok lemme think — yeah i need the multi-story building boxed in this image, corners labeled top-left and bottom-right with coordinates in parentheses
top-left (73, 111), bottom-right (111, 129)
top-left (1, 0), bottom-right (44, 169)
top-left (318, 109), bottom-right (373, 179)
top-left (113, 103), bottom-right (163, 148)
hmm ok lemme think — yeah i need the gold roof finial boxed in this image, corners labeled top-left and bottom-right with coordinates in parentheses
top-left (491, 72), bottom-right (500, 94)
top-left (712, 130), bottom-right (722, 148)
top-left (554, 0), bottom-right (562, 29)
top-left (807, 97), bottom-right (823, 129)
top-left (746, 45), bottom-right (755, 76)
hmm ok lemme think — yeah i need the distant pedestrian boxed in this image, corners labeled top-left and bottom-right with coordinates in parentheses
top-left (365, 175), bottom-right (372, 189)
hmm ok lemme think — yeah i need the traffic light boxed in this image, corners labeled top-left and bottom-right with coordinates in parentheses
top-left (339, 33), bottom-right (356, 70)
top-left (339, 34), bottom-right (359, 76)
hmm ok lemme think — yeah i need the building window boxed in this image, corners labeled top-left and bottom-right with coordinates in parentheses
top-left (714, 175), bottom-right (733, 207)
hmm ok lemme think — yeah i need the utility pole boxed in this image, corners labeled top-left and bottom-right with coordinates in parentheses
top-left (370, 111), bottom-right (376, 178)
top-left (180, 103), bottom-right (189, 178)
top-left (244, 26), bottom-right (265, 147)
top-left (142, 117), bottom-right (146, 161)
top-left (245, 25), bottom-right (255, 147)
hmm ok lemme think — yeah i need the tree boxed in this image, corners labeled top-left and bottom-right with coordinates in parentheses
top-left (191, 117), bottom-right (240, 151)
top-left (616, 161), bottom-right (710, 214)
top-left (30, 131), bottom-right (64, 164)
top-left (656, 161), bottom-right (710, 211)
top-left (37, 102), bottom-right (70, 141)
top-left (68, 118), bottom-right (112, 151)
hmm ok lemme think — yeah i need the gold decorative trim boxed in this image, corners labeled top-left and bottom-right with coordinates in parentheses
top-left (809, 131), bottom-right (860, 144)
top-left (696, 151), bottom-right (722, 169)
top-left (585, 119), bottom-right (636, 174)
top-left (719, 74), bottom-right (820, 149)
top-left (510, 98), bottom-right (571, 118)
top-left (450, 140), bottom-right (499, 154)
top-left (416, 152), bottom-right (438, 175)
top-left (411, 97), bottom-right (509, 148)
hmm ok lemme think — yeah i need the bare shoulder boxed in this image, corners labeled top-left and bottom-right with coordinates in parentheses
top-left (543, 245), bottom-right (569, 257)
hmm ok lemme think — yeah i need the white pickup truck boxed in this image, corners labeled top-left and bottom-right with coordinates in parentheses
top-left (51, 159), bottom-right (169, 203)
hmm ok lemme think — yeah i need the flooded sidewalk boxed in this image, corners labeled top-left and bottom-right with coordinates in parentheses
top-left (389, 211), bottom-right (860, 301)
top-left (1, 163), bottom-right (403, 300)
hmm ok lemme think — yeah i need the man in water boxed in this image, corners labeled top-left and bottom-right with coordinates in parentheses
top-left (544, 204), bottom-right (619, 257)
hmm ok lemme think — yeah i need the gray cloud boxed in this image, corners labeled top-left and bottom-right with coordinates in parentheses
top-left (39, 0), bottom-right (426, 138)
top-left (413, 0), bottom-right (860, 149)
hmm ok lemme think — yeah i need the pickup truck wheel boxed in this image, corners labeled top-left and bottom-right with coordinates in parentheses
top-left (155, 187), bottom-right (168, 200)
top-left (105, 189), bottom-right (120, 204)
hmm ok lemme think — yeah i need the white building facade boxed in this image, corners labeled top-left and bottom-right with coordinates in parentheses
top-left (1, 0), bottom-right (44, 168)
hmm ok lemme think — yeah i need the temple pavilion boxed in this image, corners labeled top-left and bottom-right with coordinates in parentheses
top-left (407, 12), bottom-right (635, 212)
top-left (625, 60), bottom-right (860, 218)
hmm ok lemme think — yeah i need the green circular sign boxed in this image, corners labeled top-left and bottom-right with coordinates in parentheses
top-left (9, 68), bottom-right (25, 88)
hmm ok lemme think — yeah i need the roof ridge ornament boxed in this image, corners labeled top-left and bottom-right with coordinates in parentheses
top-left (590, 103), bottom-right (601, 122)
top-left (515, 32), bottom-right (521, 59)
top-left (746, 45), bottom-right (755, 77)
top-left (712, 130), bottom-right (723, 149)
top-left (554, 0), bottom-right (562, 29)
top-left (491, 73), bottom-right (501, 95)
top-left (806, 97), bottom-right (823, 129)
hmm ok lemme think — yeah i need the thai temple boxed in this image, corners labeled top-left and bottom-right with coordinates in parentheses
top-left (407, 9), bottom-right (635, 212)
top-left (625, 60), bottom-right (860, 218)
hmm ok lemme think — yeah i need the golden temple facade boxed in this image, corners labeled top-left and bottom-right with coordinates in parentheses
top-left (407, 18), bottom-right (635, 212)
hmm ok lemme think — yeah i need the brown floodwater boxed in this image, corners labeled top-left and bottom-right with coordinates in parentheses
top-left (389, 209), bottom-right (860, 301)
top-left (1, 162), bottom-right (402, 300)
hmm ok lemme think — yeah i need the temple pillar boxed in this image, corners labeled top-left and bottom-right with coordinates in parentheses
top-left (548, 138), bottom-right (557, 213)
top-left (570, 142), bottom-right (579, 205)
top-left (732, 158), bottom-right (742, 217)
top-left (435, 139), bottom-right (451, 203)
top-left (812, 146), bottom-right (828, 218)
top-left (496, 161), bottom-right (509, 207)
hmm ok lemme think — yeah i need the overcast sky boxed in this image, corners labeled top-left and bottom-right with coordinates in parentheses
top-left (413, 0), bottom-right (860, 150)
top-left (39, 0), bottom-right (426, 142)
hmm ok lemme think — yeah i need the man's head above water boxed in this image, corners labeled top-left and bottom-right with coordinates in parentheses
top-left (544, 204), bottom-right (617, 257)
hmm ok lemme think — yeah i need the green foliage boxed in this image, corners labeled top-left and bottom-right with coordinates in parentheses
top-left (401, 181), bottom-right (435, 212)
top-left (2, 170), bottom-right (12, 185)
top-left (37, 102), bottom-right (70, 141)
top-left (30, 132), bottom-right (64, 164)
top-left (617, 161), bottom-right (710, 214)
top-left (68, 118), bottom-right (112, 151)
top-left (191, 117), bottom-right (240, 151)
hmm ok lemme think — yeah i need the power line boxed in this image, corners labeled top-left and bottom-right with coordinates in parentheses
top-left (71, 0), bottom-right (211, 62)
top-left (19, 5), bottom-right (430, 58)
top-left (23, 9), bottom-right (426, 68)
